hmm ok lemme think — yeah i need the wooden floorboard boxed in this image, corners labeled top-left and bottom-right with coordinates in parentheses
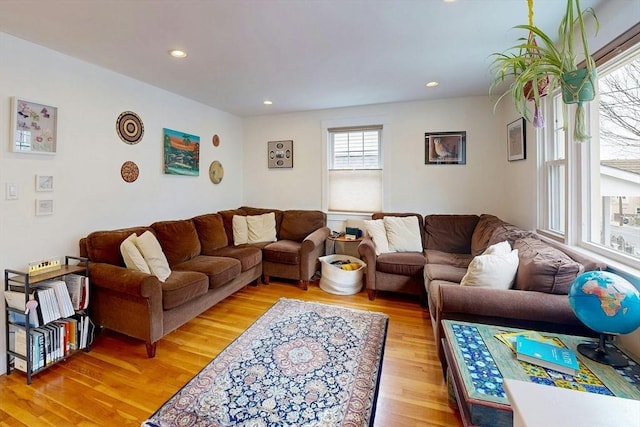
top-left (0, 281), bottom-right (463, 426)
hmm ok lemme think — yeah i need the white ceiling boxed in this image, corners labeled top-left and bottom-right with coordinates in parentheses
top-left (0, 0), bottom-right (605, 117)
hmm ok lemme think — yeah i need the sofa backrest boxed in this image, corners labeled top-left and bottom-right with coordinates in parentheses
top-left (372, 212), bottom-right (425, 249)
top-left (150, 219), bottom-right (201, 266)
top-left (424, 214), bottom-right (479, 254)
top-left (83, 226), bottom-right (152, 266)
top-left (470, 214), bottom-right (533, 256)
top-left (191, 213), bottom-right (229, 254)
top-left (279, 210), bottom-right (326, 242)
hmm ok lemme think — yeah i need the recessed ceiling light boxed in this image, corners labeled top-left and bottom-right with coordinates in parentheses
top-left (263, 100), bottom-right (273, 105)
top-left (169, 49), bottom-right (187, 58)
top-left (426, 81), bottom-right (440, 88)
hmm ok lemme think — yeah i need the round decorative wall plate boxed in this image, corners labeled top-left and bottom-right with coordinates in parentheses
top-left (121, 161), bottom-right (140, 183)
top-left (209, 160), bottom-right (224, 184)
top-left (212, 134), bottom-right (220, 147)
top-left (116, 111), bottom-right (144, 144)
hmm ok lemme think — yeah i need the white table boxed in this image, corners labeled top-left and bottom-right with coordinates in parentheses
top-left (503, 378), bottom-right (640, 427)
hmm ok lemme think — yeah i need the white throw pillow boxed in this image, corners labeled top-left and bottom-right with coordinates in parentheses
top-left (460, 249), bottom-right (520, 289)
top-left (482, 240), bottom-right (511, 256)
top-left (364, 219), bottom-right (391, 256)
top-left (246, 212), bottom-right (277, 244)
top-left (135, 231), bottom-right (171, 282)
top-left (232, 215), bottom-right (249, 245)
top-left (120, 233), bottom-right (151, 274)
top-left (383, 216), bottom-right (423, 252)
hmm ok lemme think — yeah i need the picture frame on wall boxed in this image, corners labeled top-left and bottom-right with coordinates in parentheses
top-left (507, 118), bottom-right (526, 161)
top-left (425, 131), bottom-right (466, 165)
top-left (35, 175), bottom-right (54, 192)
top-left (35, 199), bottom-right (54, 216)
top-left (268, 140), bottom-right (293, 168)
top-left (10, 97), bottom-right (58, 154)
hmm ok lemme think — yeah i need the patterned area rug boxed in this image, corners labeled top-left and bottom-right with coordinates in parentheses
top-left (142, 298), bottom-right (389, 427)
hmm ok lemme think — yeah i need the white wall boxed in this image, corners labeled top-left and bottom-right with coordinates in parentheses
top-left (243, 96), bottom-right (508, 223)
top-left (0, 33), bottom-right (245, 370)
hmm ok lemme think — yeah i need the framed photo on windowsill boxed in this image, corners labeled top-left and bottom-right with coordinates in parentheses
top-left (507, 118), bottom-right (526, 161)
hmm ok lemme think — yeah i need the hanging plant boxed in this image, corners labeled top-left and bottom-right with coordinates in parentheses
top-left (491, 0), bottom-right (599, 142)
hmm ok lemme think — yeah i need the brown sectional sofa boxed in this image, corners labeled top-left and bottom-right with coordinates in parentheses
top-left (79, 207), bottom-right (329, 357)
top-left (359, 213), bottom-right (605, 367)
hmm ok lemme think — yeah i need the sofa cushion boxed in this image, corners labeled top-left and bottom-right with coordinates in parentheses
top-left (219, 208), bottom-right (247, 246)
top-left (384, 215), bottom-right (423, 252)
top-left (173, 255), bottom-right (242, 289)
top-left (120, 233), bottom-right (151, 273)
top-left (425, 250), bottom-right (473, 268)
top-left (247, 213), bottom-right (278, 243)
top-left (151, 219), bottom-right (201, 266)
top-left (136, 230), bottom-right (172, 282)
top-left (161, 270), bottom-right (209, 310)
top-left (460, 249), bottom-right (519, 289)
top-left (192, 213), bottom-right (228, 253)
top-left (232, 215), bottom-right (250, 245)
top-left (208, 246), bottom-right (262, 272)
top-left (279, 210), bottom-right (326, 242)
top-left (376, 252), bottom-right (425, 276)
top-left (514, 237), bottom-right (584, 294)
top-left (239, 207), bottom-right (284, 236)
top-left (424, 264), bottom-right (468, 284)
top-left (85, 226), bottom-right (151, 266)
top-left (262, 240), bottom-right (301, 265)
top-left (470, 214), bottom-right (504, 256)
top-left (424, 214), bottom-right (479, 254)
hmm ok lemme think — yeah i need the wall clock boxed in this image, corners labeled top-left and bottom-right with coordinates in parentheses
top-left (209, 160), bottom-right (224, 184)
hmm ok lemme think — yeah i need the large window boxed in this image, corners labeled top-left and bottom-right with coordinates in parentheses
top-left (540, 25), bottom-right (640, 268)
top-left (327, 125), bottom-right (382, 213)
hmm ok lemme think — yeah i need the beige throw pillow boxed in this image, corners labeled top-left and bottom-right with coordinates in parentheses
top-left (232, 215), bottom-right (249, 245)
top-left (482, 240), bottom-right (511, 256)
top-left (120, 233), bottom-right (151, 274)
top-left (135, 231), bottom-right (171, 282)
top-left (247, 212), bottom-right (277, 244)
top-left (460, 249), bottom-right (519, 289)
top-left (383, 216), bottom-right (423, 252)
top-left (364, 219), bottom-right (391, 256)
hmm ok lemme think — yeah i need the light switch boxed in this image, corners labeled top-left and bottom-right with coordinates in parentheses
top-left (6, 183), bottom-right (18, 200)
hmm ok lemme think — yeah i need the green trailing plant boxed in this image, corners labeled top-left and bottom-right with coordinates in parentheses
top-left (491, 0), bottom-right (599, 142)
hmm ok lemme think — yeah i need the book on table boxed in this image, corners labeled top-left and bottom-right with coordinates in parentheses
top-left (516, 336), bottom-right (580, 376)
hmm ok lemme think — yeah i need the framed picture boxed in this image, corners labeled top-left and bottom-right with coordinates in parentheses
top-left (425, 131), bottom-right (466, 165)
top-left (507, 118), bottom-right (526, 161)
top-left (163, 128), bottom-right (200, 176)
top-left (35, 199), bottom-right (54, 216)
top-left (11, 97), bottom-right (58, 154)
top-left (268, 140), bottom-right (293, 168)
top-left (35, 175), bottom-right (54, 192)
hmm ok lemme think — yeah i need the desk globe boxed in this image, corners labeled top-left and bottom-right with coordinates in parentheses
top-left (568, 270), bottom-right (640, 367)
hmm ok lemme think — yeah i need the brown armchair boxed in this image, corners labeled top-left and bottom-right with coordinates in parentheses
top-left (358, 212), bottom-right (426, 300)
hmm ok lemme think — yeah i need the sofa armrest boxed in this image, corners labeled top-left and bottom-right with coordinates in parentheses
top-left (300, 226), bottom-right (331, 281)
top-left (89, 262), bottom-right (162, 299)
top-left (358, 237), bottom-right (377, 291)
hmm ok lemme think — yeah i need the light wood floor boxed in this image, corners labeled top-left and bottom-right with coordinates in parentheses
top-left (0, 281), bottom-right (463, 426)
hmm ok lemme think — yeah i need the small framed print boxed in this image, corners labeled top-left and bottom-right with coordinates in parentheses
top-left (507, 118), bottom-right (526, 161)
top-left (268, 140), bottom-right (293, 168)
top-left (35, 175), bottom-right (54, 192)
top-left (35, 199), bottom-right (54, 216)
top-left (11, 97), bottom-right (58, 154)
top-left (425, 131), bottom-right (466, 165)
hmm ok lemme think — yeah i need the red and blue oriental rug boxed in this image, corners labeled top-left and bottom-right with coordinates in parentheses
top-left (142, 298), bottom-right (389, 427)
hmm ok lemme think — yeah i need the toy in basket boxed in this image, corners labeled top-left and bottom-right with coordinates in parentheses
top-left (318, 255), bottom-right (366, 295)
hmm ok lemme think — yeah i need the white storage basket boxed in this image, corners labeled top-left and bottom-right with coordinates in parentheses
top-left (318, 255), bottom-right (366, 295)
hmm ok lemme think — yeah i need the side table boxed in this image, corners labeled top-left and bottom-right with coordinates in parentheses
top-left (326, 235), bottom-right (363, 258)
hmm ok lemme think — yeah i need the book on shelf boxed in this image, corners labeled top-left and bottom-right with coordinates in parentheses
top-left (63, 274), bottom-right (89, 311)
top-left (516, 336), bottom-right (580, 376)
top-left (4, 290), bottom-right (40, 327)
top-left (40, 280), bottom-right (75, 318)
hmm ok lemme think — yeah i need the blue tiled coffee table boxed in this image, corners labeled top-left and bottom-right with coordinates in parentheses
top-left (441, 320), bottom-right (640, 427)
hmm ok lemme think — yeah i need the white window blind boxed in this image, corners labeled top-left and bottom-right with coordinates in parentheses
top-left (328, 126), bottom-right (382, 213)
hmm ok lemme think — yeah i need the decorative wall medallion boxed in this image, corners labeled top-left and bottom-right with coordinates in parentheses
top-left (212, 134), bottom-right (220, 147)
top-left (116, 111), bottom-right (144, 144)
top-left (209, 160), bottom-right (224, 184)
top-left (121, 161), bottom-right (139, 183)
top-left (268, 140), bottom-right (293, 168)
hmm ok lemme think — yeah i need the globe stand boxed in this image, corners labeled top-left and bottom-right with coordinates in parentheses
top-left (577, 333), bottom-right (628, 368)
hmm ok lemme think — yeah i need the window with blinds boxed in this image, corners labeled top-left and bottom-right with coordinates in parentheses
top-left (327, 126), bottom-right (382, 213)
